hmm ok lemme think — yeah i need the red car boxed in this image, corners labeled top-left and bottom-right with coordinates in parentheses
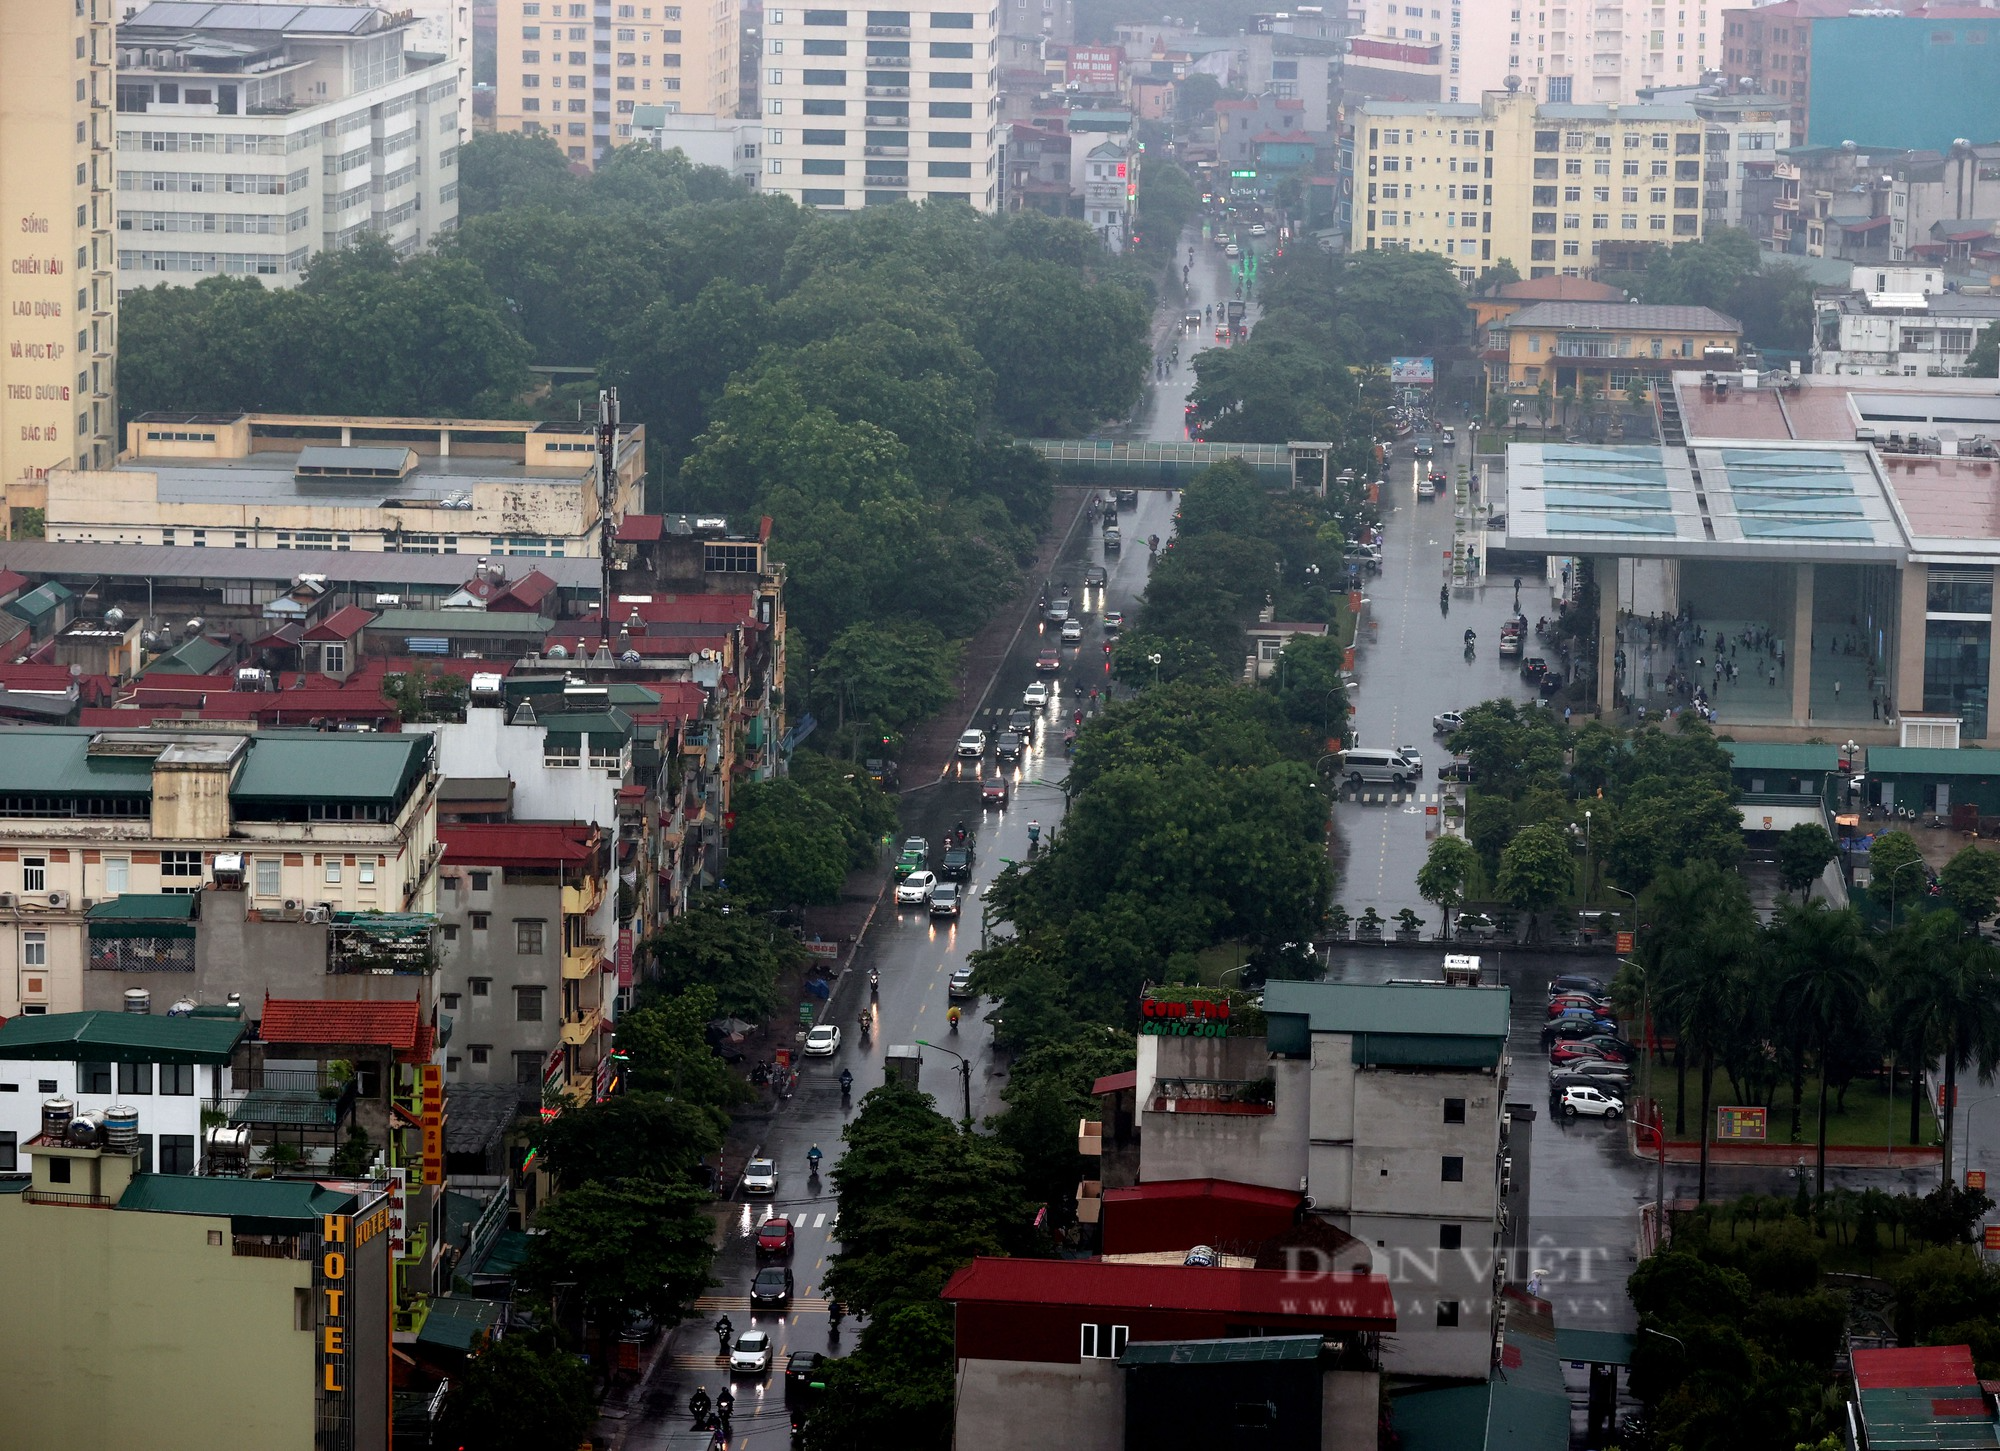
top-left (981, 777), bottom-right (1008, 807)
top-left (756, 1216), bottom-right (794, 1257)
top-left (1550, 1041), bottom-right (1612, 1065)
top-left (1036, 649), bottom-right (1061, 673)
top-left (1547, 994), bottom-right (1610, 1018)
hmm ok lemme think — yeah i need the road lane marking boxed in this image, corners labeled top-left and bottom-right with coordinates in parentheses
top-left (813, 1213), bottom-right (827, 1228)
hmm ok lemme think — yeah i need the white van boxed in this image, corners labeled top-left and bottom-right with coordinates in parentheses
top-left (1340, 747), bottom-right (1424, 788)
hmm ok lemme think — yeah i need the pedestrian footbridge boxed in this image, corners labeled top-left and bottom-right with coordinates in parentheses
top-left (1025, 439), bottom-right (1335, 489)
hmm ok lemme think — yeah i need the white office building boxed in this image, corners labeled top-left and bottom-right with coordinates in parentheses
top-left (760, 3), bottom-right (999, 211)
top-left (114, 2), bottom-right (463, 291)
top-left (1812, 265), bottom-right (2000, 379)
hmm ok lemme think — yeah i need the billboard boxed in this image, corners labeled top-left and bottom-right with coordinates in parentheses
top-left (1715, 1105), bottom-right (1767, 1141)
top-left (1389, 356), bottom-right (1435, 386)
top-left (1066, 44), bottom-right (1123, 90)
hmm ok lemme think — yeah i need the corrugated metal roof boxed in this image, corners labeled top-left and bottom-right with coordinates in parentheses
top-left (0, 1009), bottom-right (244, 1064)
top-left (372, 609), bottom-right (554, 634)
top-left (0, 541), bottom-right (603, 589)
top-left (0, 730), bottom-right (156, 795)
top-left (1866, 747), bottom-right (2000, 778)
top-left (941, 1257), bottom-right (1398, 1327)
top-left (116, 1174), bottom-right (359, 1224)
top-left (260, 997), bottom-right (422, 1049)
top-left (1103, 1179), bottom-right (1300, 1210)
top-left (85, 893), bottom-right (198, 922)
top-left (440, 822), bottom-right (598, 868)
top-left (1262, 981), bottom-right (1512, 1038)
top-left (139, 636), bottom-right (233, 677)
top-left (416, 1294), bottom-right (504, 1352)
top-left (1119, 1334), bottom-right (1322, 1366)
top-left (1853, 1345), bottom-right (2000, 1450)
top-left (1503, 301), bottom-right (1741, 333)
top-left (1725, 743), bottom-right (1843, 772)
top-left (230, 731), bottom-right (431, 804)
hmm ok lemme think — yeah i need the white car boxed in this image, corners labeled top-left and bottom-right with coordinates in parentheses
top-left (1023, 682), bottom-right (1051, 709)
top-left (730, 1330), bottom-right (774, 1375)
top-left (897, 869), bottom-right (937, 905)
top-left (1046, 600), bottom-right (1070, 624)
top-left (1060, 619), bottom-right (1083, 644)
top-left (1560, 1085), bottom-right (1624, 1120)
top-left (742, 1158), bottom-right (777, 1196)
top-left (1432, 710), bottom-right (1465, 734)
top-left (803, 1023), bottom-right (841, 1056)
top-left (1249, 222), bottom-right (1268, 237)
top-left (1225, 243), bottom-right (1241, 257)
top-left (956, 729), bottom-right (987, 758)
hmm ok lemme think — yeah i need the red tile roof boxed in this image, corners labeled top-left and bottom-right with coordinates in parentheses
top-left (1092, 1069), bottom-right (1138, 1095)
top-left (1103, 1179), bottom-right (1300, 1211)
top-left (1854, 1345), bottom-right (1983, 1391)
top-left (607, 594), bottom-right (760, 626)
top-left (303, 606), bottom-right (376, 642)
top-left (1490, 276), bottom-right (1627, 302)
top-left (616, 514), bottom-right (666, 543)
top-left (440, 822), bottom-right (600, 869)
top-left (0, 569), bottom-right (29, 601)
top-left (491, 569), bottom-right (557, 612)
top-left (941, 1257), bottom-right (1397, 1328)
top-left (260, 997), bottom-right (422, 1050)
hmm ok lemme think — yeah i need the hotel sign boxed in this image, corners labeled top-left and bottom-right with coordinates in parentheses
top-left (1140, 996), bottom-right (1232, 1037)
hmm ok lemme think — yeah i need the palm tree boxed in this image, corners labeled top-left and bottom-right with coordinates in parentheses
top-left (1884, 910), bottom-right (1964, 1145)
top-left (1643, 863), bottom-right (1745, 1136)
top-left (1659, 907), bottom-right (1758, 1204)
top-left (1769, 900), bottom-right (1874, 1194)
top-left (1889, 922), bottom-right (2000, 1185)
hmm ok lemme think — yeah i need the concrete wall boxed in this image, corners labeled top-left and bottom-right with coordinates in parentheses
top-left (1324, 1370), bottom-right (1381, 1446)
top-left (0, 1194), bottom-right (319, 1450)
top-left (436, 870), bottom-right (566, 1099)
top-left (954, 1357), bottom-right (1123, 1451)
top-left (0, 1055), bottom-right (228, 1171)
top-left (1137, 1037), bottom-right (1307, 1191)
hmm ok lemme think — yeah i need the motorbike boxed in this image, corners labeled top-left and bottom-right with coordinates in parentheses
top-left (839, 1068), bottom-right (854, 1098)
top-left (869, 970), bottom-right (880, 997)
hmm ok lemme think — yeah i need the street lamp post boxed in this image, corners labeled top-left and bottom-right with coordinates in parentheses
top-left (1147, 651), bottom-right (1163, 688)
top-left (915, 1038), bottom-right (974, 1129)
top-left (1886, 856), bottom-right (1925, 927)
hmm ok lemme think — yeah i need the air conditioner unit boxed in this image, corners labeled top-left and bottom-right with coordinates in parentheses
top-left (46, 891), bottom-right (71, 910)
top-left (304, 906), bottom-right (332, 925)
top-left (282, 898), bottom-right (302, 913)
top-left (0, 893), bottom-right (16, 908)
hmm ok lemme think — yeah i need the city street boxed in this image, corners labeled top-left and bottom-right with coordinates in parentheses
top-left (605, 488), bottom-right (1182, 1448)
top-left (1113, 220), bottom-right (1268, 444)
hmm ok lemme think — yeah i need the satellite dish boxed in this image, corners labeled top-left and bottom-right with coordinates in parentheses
top-left (687, 652), bottom-right (702, 668)
top-left (547, 645), bottom-right (569, 659)
top-left (620, 650), bottom-right (643, 664)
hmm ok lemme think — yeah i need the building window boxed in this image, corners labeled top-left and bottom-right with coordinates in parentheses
top-left (82, 1061), bottom-right (113, 1094)
top-left (1440, 1223), bottom-right (1462, 1250)
top-left (1443, 1097), bottom-right (1466, 1124)
top-left (472, 913), bottom-right (491, 933)
top-left (160, 1063), bottom-right (194, 1095)
top-left (470, 871), bottom-right (492, 893)
top-left (516, 986), bottom-right (545, 1022)
top-left (1437, 1300), bottom-right (1461, 1327)
top-left (0, 1131), bottom-right (14, 1172)
top-left (22, 856), bottom-right (46, 893)
top-left (544, 742), bottom-right (581, 768)
top-left (1441, 1155), bottom-right (1464, 1181)
top-left (22, 933), bottom-right (46, 969)
top-left (1080, 1323), bottom-right (1130, 1358)
top-left (48, 1157), bottom-right (72, 1184)
top-left (104, 857), bottom-right (130, 894)
top-left (159, 1133), bottom-right (195, 1174)
top-left (470, 976), bottom-right (491, 996)
top-left (358, 861), bottom-right (376, 886)
top-left (255, 858), bottom-right (282, 896)
top-left (471, 1044), bottom-right (491, 1065)
top-left (118, 1062), bottom-right (153, 1096)
top-left (517, 920), bottom-right (547, 956)
top-left (325, 861), bottom-right (342, 885)
top-left (442, 993), bottom-right (461, 1010)
top-left (158, 851), bottom-right (204, 893)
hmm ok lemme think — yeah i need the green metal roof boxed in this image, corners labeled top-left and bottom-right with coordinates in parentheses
top-left (231, 732), bottom-right (431, 804)
top-left (415, 1294), bottom-right (503, 1352)
top-left (1554, 1328), bottom-right (1634, 1366)
top-left (539, 707), bottom-right (634, 742)
top-left (1865, 747), bottom-right (2000, 778)
top-left (1119, 1335), bottom-right (1322, 1366)
top-left (140, 635), bottom-right (234, 677)
top-left (117, 1173), bottom-right (358, 1226)
top-left (11, 581), bottom-right (73, 620)
top-left (0, 730), bottom-right (156, 796)
top-left (1723, 743), bottom-right (1842, 772)
top-left (1263, 982), bottom-right (1512, 1038)
top-left (86, 894), bottom-right (198, 922)
top-left (0, 1009), bottom-right (244, 1065)
top-left (371, 609), bottom-right (554, 634)
top-left (470, 1227), bottom-right (533, 1279)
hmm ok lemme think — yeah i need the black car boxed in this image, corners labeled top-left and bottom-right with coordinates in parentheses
top-left (785, 1350), bottom-right (827, 1389)
top-left (1084, 564), bottom-right (1109, 586)
top-left (1117, 488), bottom-right (1138, 507)
top-left (995, 731), bottom-right (1023, 762)
top-left (751, 1265), bottom-right (794, 1311)
top-left (1544, 1016), bottom-right (1618, 1044)
top-left (941, 845), bottom-right (974, 881)
top-left (1549, 974), bottom-right (1606, 999)
top-left (1537, 673), bottom-right (1567, 698)
top-left (1007, 709), bottom-right (1035, 734)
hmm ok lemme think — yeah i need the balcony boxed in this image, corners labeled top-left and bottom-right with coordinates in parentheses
top-left (561, 881), bottom-right (604, 917)
top-left (562, 938), bottom-right (605, 979)
top-left (1148, 1076), bottom-right (1277, 1116)
top-left (24, 1188), bottom-right (116, 1208)
top-left (864, 115), bottom-right (906, 128)
top-left (864, 173), bottom-right (909, 187)
top-left (561, 1004), bottom-right (605, 1047)
top-left (208, 1068), bottom-right (358, 1131)
top-left (865, 54), bottom-right (909, 66)
top-left (863, 145), bottom-right (909, 156)
top-left (865, 85), bottom-right (910, 96)
top-left (866, 23), bottom-right (911, 33)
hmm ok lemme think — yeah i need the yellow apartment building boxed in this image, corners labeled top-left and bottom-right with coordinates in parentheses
top-left (494, 0), bottom-right (740, 167)
top-left (45, 411), bottom-right (647, 556)
top-left (1350, 89), bottom-right (1706, 284)
top-left (0, 0), bottom-right (119, 529)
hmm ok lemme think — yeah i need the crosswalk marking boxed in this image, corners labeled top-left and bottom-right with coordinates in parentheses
top-left (1336, 791), bottom-right (1445, 805)
top-left (695, 1295), bottom-right (832, 1313)
top-left (812, 1212), bottom-right (827, 1228)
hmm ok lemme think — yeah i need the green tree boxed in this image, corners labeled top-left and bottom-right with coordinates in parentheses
top-left (1774, 822), bottom-right (1838, 900)
top-left (966, 258), bottom-right (1149, 433)
top-left (815, 620), bottom-right (961, 731)
top-left (456, 130), bottom-right (585, 216)
top-left (801, 1300), bottom-right (958, 1451)
top-left (642, 902), bottom-right (807, 1023)
top-left (1941, 845), bottom-right (2000, 927)
top-left (523, 1177), bottom-right (716, 1331)
top-left (724, 777), bottom-right (858, 907)
top-left (1482, 258), bottom-right (1522, 288)
top-left (1466, 794), bottom-right (1516, 878)
top-left (1891, 931), bottom-right (2000, 1185)
top-left (1658, 895), bottom-right (1757, 1201)
top-left (529, 1091), bottom-right (726, 1190)
top-left (1497, 821), bottom-right (1573, 935)
top-left (379, 662), bottom-right (468, 723)
top-left (613, 985), bottom-right (747, 1111)
top-left (1967, 323), bottom-right (2000, 379)
top-left (1769, 900), bottom-right (1874, 1192)
top-left (1868, 830), bottom-right (1928, 923)
top-left (1417, 835), bottom-right (1478, 940)
top-left (433, 1322), bottom-right (596, 1451)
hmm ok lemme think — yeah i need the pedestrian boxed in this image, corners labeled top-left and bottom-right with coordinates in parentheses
top-left (1834, 679), bottom-right (1842, 701)
top-left (1564, 705), bottom-right (1572, 724)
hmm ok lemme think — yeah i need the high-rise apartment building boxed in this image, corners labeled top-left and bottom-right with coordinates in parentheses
top-left (1351, 0), bottom-right (1511, 101)
top-left (1351, 88), bottom-right (1705, 281)
top-left (114, 4), bottom-right (462, 291)
top-left (760, 5), bottom-right (999, 212)
top-left (1530, 0), bottom-right (1714, 104)
top-left (494, 0), bottom-right (739, 165)
top-left (0, 0), bottom-right (118, 532)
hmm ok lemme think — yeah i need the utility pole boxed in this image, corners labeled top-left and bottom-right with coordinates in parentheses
top-left (595, 388), bottom-right (622, 658)
top-left (916, 1039), bottom-right (973, 1129)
